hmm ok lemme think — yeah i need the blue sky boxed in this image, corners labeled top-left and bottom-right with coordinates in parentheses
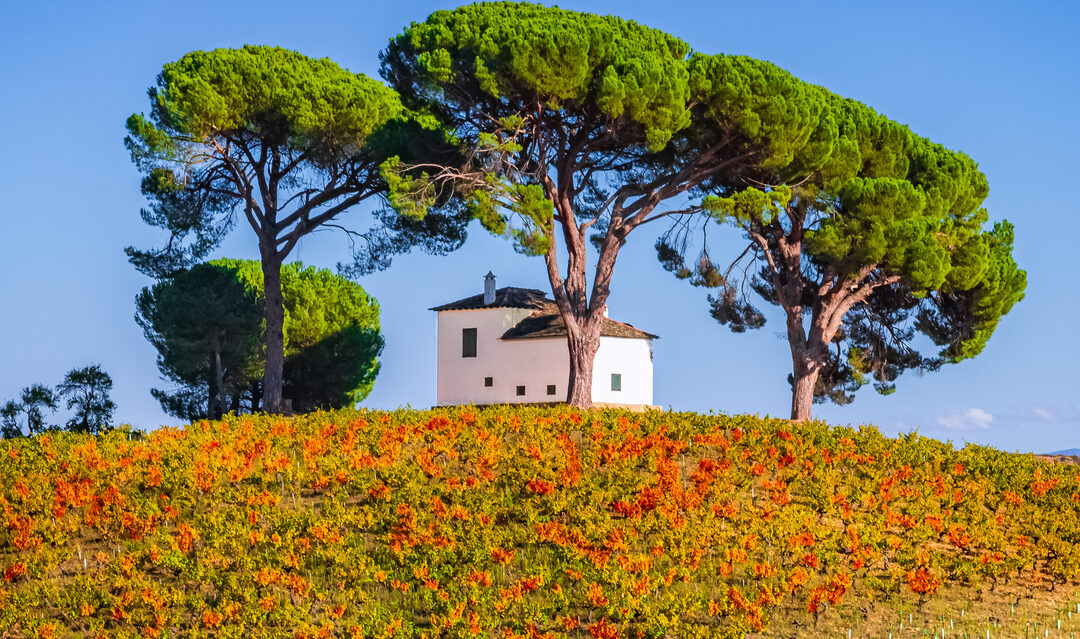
top-left (0, 0), bottom-right (1076, 452)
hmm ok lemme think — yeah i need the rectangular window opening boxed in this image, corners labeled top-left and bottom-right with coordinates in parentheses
top-left (516, 385), bottom-right (526, 396)
top-left (546, 384), bottom-right (557, 396)
top-left (484, 376), bottom-right (493, 387)
top-left (611, 373), bottom-right (622, 392)
top-left (462, 327), bottom-right (477, 358)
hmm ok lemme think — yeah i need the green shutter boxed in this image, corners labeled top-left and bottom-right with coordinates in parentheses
top-left (462, 328), bottom-right (477, 357)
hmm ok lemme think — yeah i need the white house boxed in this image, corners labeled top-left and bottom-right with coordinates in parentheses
top-left (432, 273), bottom-right (657, 408)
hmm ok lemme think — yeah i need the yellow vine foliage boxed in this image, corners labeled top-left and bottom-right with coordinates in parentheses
top-left (0, 406), bottom-right (1077, 637)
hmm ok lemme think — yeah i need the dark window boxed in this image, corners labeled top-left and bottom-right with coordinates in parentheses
top-left (546, 384), bottom-right (556, 396)
top-left (484, 376), bottom-right (493, 387)
top-left (516, 385), bottom-right (526, 396)
top-left (611, 373), bottom-right (622, 391)
top-left (462, 328), bottom-right (477, 358)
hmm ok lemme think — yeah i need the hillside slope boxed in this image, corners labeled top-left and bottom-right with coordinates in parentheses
top-left (2, 407), bottom-right (1080, 638)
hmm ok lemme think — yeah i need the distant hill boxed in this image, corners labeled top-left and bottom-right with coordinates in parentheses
top-left (1050, 448), bottom-right (1080, 455)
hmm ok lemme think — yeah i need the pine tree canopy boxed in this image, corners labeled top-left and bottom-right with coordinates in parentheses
top-left (124, 45), bottom-right (410, 277)
top-left (384, 1), bottom-right (691, 151)
top-left (659, 52), bottom-right (1026, 414)
top-left (128, 45), bottom-right (402, 166)
top-left (220, 259), bottom-right (382, 363)
top-left (384, 2), bottom-right (1024, 414)
top-left (137, 260), bottom-right (384, 419)
top-left (124, 45), bottom-right (470, 413)
top-left (380, 2), bottom-right (761, 407)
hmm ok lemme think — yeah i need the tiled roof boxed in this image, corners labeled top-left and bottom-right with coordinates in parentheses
top-left (432, 287), bottom-right (658, 340)
top-left (429, 286), bottom-right (552, 311)
top-left (500, 303), bottom-right (658, 341)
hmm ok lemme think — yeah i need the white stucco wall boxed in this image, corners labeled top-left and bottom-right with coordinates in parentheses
top-left (436, 308), bottom-right (654, 407)
top-left (436, 308), bottom-right (566, 406)
top-left (591, 336), bottom-right (654, 406)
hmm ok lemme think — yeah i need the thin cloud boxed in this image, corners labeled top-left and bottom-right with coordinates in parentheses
top-left (997, 403), bottom-right (1080, 425)
top-left (1033, 407), bottom-right (1055, 421)
top-left (936, 408), bottom-right (993, 431)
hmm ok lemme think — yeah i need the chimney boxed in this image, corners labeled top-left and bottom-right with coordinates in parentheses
top-left (483, 271), bottom-right (496, 305)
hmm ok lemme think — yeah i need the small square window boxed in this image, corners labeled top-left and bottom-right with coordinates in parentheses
top-left (484, 376), bottom-right (493, 387)
top-left (516, 385), bottom-right (526, 396)
top-left (462, 328), bottom-right (477, 358)
top-left (546, 384), bottom-right (556, 396)
top-left (611, 373), bottom-right (622, 392)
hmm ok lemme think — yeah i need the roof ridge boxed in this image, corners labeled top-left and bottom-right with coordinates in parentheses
top-left (501, 305), bottom-right (658, 340)
top-left (430, 285), bottom-right (554, 312)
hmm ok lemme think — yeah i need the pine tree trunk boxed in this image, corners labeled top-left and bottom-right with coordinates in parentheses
top-left (547, 216), bottom-right (623, 410)
top-left (261, 252), bottom-right (285, 414)
top-left (786, 308), bottom-right (835, 422)
top-left (790, 358), bottom-right (820, 422)
top-left (782, 293), bottom-right (823, 422)
top-left (214, 349), bottom-right (226, 419)
top-left (566, 330), bottom-right (600, 409)
top-left (206, 359), bottom-right (217, 419)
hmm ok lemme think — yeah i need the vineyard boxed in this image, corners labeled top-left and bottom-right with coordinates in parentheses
top-left (3, 407), bottom-right (1080, 638)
